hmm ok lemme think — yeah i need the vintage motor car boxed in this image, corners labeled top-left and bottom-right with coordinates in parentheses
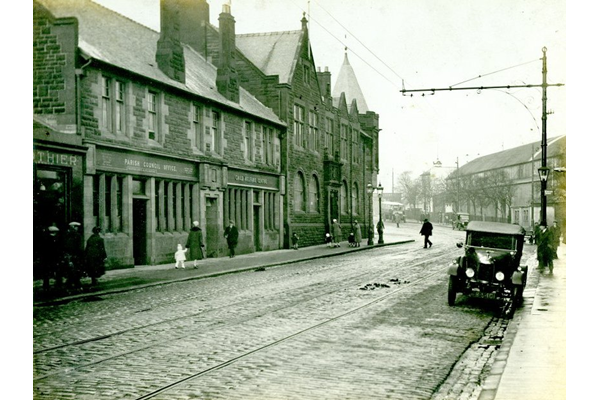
top-left (447, 221), bottom-right (528, 316)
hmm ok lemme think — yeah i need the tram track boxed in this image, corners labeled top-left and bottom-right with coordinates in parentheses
top-left (33, 244), bottom-right (440, 350)
top-left (34, 249), bottom-right (459, 383)
top-left (132, 260), bottom-right (451, 400)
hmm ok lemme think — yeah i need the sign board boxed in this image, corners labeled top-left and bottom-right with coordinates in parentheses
top-left (96, 148), bottom-right (198, 181)
top-left (227, 168), bottom-right (279, 190)
top-left (544, 190), bottom-right (553, 196)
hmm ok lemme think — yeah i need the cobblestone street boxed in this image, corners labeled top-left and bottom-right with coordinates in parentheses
top-left (34, 224), bottom-right (536, 399)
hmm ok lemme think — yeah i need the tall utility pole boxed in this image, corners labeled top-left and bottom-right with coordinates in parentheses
top-left (401, 47), bottom-right (563, 227)
top-left (540, 47), bottom-right (549, 226)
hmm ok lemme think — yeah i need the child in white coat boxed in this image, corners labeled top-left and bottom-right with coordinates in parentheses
top-left (175, 244), bottom-right (187, 269)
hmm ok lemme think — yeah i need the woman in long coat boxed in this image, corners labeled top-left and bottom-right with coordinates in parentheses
top-left (353, 220), bottom-right (362, 247)
top-left (332, 219), bottom-right (342, 247)
top-left (84, 226), bottom-right (107, 285)
top-left (186, 221), bottom-right (205, 268)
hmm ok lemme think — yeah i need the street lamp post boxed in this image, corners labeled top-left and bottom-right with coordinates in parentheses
top-left (367, 183), bottom-right (374, 245)
top-left (376, 183), bottom-right (384, 244)
top-left (538, 166), bottom-right (550, 226)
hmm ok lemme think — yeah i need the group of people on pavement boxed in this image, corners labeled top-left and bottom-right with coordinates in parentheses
top-left (177, 219), bottom-right (239, 269)
top-left (323, 219), bottom-right (364, 248)
top-left (37, 223), bottom-right (107, 293)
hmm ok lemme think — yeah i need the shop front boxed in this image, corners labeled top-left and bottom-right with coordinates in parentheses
top-left (225, 168), bottom-right (283, 254)
top-left (85, 146), bottom-right (201, 268)
top-left (34, 143), bottom-right (87, 279)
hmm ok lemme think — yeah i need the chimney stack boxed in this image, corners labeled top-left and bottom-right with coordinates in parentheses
top-left (216, 2), bottom-right (239, 102)
top-left (156, 0), bottom-right (186, 83)
top-left (317, 66), bottom-right (332, 98)
top-left (179, 0), bottom-right (210, 58)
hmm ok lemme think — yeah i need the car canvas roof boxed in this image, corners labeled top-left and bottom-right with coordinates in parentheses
top-left (466, 221), bottom-right (526, 235)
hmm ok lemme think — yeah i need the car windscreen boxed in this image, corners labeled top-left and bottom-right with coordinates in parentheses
top-left (467, 232), bottom-right (516, 250)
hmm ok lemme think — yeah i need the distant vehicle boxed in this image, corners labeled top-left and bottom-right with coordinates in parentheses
top-left (447, 221), bottom-right (528, 317)
top-left (381, 201), bottom-right (404, 221)
top-left (452, 213), bottom-right (470, 230)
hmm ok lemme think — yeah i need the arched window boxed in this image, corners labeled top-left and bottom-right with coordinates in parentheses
top-left (341, 180), bottom-right (348, 215)
top-left (309, 175), bottom-right (320, 213)
top-left (294, 172), bottom-right (306, 212)
top-left (352, 182), bottom-right (359, 215)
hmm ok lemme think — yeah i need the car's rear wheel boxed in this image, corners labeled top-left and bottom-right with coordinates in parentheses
top-left (448, 276), bottom-right (458, 306)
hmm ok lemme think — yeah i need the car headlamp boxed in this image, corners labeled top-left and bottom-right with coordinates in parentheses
top-left (495, 271), bottom-right (505, 281)
top-left (466, 268), bottom-right (475, 278)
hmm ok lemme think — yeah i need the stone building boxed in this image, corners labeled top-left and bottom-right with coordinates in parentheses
top-left (33, 0), bottom-right (380, 272)
top-left (431, 136), bottom-right (566, 230)
top-left (34, 0), bottom-right (287, 268)
top-left (194, 6), bottom-right (380, 247)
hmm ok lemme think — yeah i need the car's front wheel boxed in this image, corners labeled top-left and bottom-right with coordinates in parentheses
top-left (448, 275), bottom-right (458, 306)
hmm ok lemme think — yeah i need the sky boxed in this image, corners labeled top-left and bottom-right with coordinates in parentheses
top-left (93, 0), bottom-right (567, 191)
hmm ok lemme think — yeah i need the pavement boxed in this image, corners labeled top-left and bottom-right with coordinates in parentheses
top-left (479, 242), bottom-right (567, 400)
top-left (33, 226), bottom-right (567, 400)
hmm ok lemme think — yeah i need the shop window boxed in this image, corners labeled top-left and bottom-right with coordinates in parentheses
top-left (93, 174), bottom-right (124, 233)
top-left (34, 167), bottom-right (68, 230)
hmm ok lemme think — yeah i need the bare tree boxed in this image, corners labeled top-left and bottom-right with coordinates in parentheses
top-left (485, 169), bottom-right (517, 221)
top-left (397, 171), bottom-right (420, 209)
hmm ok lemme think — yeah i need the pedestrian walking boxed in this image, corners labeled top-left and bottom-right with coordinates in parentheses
top-left (549, 221), bottom-right (562, 259)
top-left (332, 219), bottom-right (342, 247)
top-left (64, 221), bottom-right (84, 291)
top-left (174, 244), bottom-right (187, 269)
top-left (537, 225), bottom-right (554, 273)
top-left (185, 220), bottom-right (205, 268)
top-left (352, 220), bottom-right (362, 247)
top-left (291, 232), bottom-right (299, 249)
top-left (224, 220), bottom-right (239, 258)
top-left (419, 218), bottom-right (433, 248)
top-left (84, 226), bottom-right (107, 286)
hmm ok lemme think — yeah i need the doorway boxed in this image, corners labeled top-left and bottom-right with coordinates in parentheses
top-left (132, 198), bottom-right (147, 265)
top-left (253, 205), bottom-right (261, 251)
top-left (205, 197), bottom-right (218, 257)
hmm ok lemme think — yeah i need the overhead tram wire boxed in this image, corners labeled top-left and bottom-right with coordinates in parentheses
top-left (313, 0), bottom-right (406, 84)
top-left (284, 0), bottom-right (403, 89)
top-left (450, 58), bottom-right (542, 88)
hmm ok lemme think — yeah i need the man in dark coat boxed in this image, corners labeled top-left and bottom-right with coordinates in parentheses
top-left (419, 218), bottom-right (433, 248)
top-left (224, 220), bottom-right (239, 258)
top-left (537, 225), bottom-right (554, 273)
top-left (186, 220), bottom-right (205, 268)
top-left (84, 226), bottom-right (107, 285)
top-left (64, 222), bottom-right (84, 290)
top-left (42, 225), bottom-right (63, 291)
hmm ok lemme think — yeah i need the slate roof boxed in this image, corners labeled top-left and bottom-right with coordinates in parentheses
top-left (37, 0), bottom-right (285, 127)
top-left (332, 53), bottom-right (369, 113)
top-left (236, 30), bottom-right (304, 85)
top-left (459, 135), bottom-right (566, 176)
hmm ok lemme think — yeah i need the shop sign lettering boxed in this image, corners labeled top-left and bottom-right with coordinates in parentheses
top-left (34, 150), bottom-right (78, 167)
top-left (97, 149), bottom-right (197, 180)
top-left (228, 169), bottom-right (279, 189)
